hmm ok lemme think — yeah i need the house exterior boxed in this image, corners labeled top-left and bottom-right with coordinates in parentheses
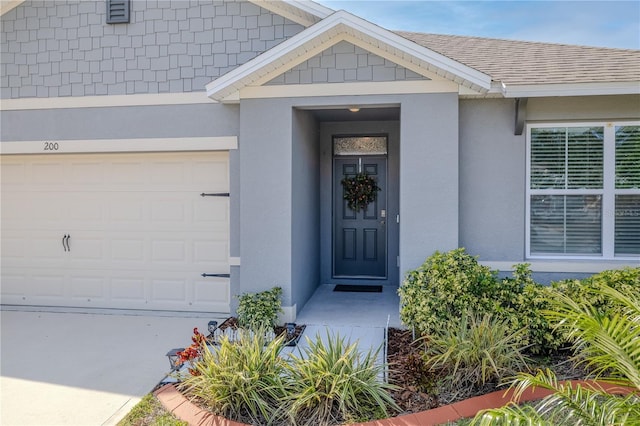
top-left (1, 0), bottom-right (638, 320)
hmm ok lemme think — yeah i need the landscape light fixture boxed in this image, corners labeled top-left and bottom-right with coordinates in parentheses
top-left (208, 320), bottom-right (218, 335)
top-left (165, 348), bottom-right (184, 371)
top-left (285, 322), bottom-right (296, 338)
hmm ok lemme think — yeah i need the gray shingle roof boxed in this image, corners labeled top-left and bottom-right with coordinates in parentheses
top-left (396, 31), bottom-right (640, 86)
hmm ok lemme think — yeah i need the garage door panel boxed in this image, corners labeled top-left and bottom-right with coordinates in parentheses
top-left (151, 240), bottom-right (187, 262)
top-left (1, 232), bottom-right (27, 260)
top-left (70, 276), bottom-right (105, 300)
top-left (193, 278), bottom-right (230, 312)
top-left (193, 160), bottom-right (229, 188)
top-left (111, 239), bottom-right (145, 261)
top-left (151, 279), bottom-right (188, 302)
top-left (110, 278), bottom-right (146, 301)
top-left (30, 233), bottom-right (67, 262)
top-left (0, 272), bottom-right (27, 298)
top-left (32, 274), bottom-right (66, 298)
top-left (31, 162), bottom-right (68, 185)
top-left (1, 151), bottom-right (231, 314)
top-left (151, 199), bottom-right (186, 222)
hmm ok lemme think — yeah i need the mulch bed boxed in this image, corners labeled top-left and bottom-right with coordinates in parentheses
top-left (386, 327), bottom-right (586, 415)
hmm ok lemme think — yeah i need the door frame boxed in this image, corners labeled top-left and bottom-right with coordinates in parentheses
top-left (319, 121), bottom-right (400, 287)
top-left (331, 134), bottom-right (389, 280)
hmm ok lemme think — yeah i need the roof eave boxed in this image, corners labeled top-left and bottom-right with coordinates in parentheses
top-left (248, 0), bottom-right (333, 27)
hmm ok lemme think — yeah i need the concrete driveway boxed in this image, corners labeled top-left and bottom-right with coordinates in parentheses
top-left (0, 309), bottom-right (224, 425)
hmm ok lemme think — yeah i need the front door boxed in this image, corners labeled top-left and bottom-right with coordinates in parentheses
top-left (333, 156), bottom-right (387, 278)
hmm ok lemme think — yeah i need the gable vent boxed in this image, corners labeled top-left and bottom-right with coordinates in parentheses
top-left (106, 0), bottom-right (130, 24)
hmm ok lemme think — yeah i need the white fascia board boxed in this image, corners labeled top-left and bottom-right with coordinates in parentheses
top-left (240, 80), bottom-right (459, 99)
top-left (206, 10), bottom-right (492, 101)
top-left (501, 81), bottom-right (640, 98)
top-left (248, 0), bottom-right (333, 27)
top-left (0, 137), bottom-right (238, 155)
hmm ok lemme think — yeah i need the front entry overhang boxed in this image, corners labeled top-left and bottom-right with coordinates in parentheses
top-left (205, 10), bottom-right (492, 103)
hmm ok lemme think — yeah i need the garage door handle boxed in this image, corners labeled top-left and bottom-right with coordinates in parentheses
top-left (201, 273), bottom-right (230, 278)
top-left (62, 234), bottom-right (70, 252)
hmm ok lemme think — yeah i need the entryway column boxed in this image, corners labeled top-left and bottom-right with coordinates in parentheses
top-left (399, 93), bottom-right (459, 275)
top-left (238, 98), bottom-right (294, 311)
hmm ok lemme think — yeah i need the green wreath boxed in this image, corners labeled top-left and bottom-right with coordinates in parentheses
top-left (341, 173), bottom-right (381, 212)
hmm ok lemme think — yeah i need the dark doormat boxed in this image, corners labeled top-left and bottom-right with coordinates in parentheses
top-left (333, 284), bottom-right (383, 293)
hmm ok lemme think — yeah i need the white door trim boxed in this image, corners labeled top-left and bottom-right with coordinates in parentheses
top-left (1, 136), bottom-right (238, 155)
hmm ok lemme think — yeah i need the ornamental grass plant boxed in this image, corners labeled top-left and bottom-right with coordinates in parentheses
top-left (422, 312), bottom-right (530, 402)
top-left (178, 329), bottom-right (288, 425)
top-left (285, 332), bottom-right (400, 426)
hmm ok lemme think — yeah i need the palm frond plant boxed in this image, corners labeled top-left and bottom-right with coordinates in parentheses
top-left (285, 332), bottom-right (399, 426)
top-left (472, 282), bottom-right (640, 425)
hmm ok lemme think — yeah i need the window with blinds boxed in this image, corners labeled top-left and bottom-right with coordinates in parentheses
top-left (615, 126), bottom-right (640, 255)
top-left (528, 123), bottom-right (639, 259)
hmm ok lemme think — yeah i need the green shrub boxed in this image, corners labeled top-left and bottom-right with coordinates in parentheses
top-left (398, 248), bottom-right (497, 337)
top-left (178, 329), bottom-right (288, 425)
top-left (423, 312), bottom-right (530, 399)
top-left (236, 286), bottom-right (283, 332)
top-left (500, 265), bottom-right (564, 354)
top-left (285, 332), bottom-right (399, 426)
top-left (552, 267), bottom-right (640, 316)
top-left (398, 248), bottom-right (560, 354)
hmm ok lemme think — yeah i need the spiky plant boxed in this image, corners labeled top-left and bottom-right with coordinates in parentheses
top-left (472, 282), bottom-right (640, 425)
top-left (285, 332), bottom-right (399, 426)
top-left (178, 329), bottom-right (288, 425)
top-left (423, 312), bottom-right (530, 396)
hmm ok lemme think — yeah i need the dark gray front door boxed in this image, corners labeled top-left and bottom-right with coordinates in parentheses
top-left (333, 156), bottom-right (387, 278)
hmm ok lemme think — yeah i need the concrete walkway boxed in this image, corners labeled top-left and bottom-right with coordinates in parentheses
top-left (0, 310), bottom-right (225, 426)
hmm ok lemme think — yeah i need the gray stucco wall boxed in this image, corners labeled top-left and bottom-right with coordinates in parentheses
top-left (0, 102), bottom-right (239, 140)
top-left (458, 98), bottom-right (525, 260)
top-left (527, 95), bottom-right (640, 121)
top-left (238, 97), bottom-right (294, 306)
top-left (1, 0), bottom-right (304, 98)
top-left (399, 93), bottom-right (459, 274)
top-left (291, 109), bottom-right (320, 310)
top-left (0, 101), bottom-right (239, 143)
top-left (266, 41), bottom-right (426, 85)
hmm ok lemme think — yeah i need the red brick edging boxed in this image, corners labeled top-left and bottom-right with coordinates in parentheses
top-left (155, 381), bottom-right (635, 426)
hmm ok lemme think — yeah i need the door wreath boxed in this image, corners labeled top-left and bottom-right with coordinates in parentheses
top-left (341, 173), bottom-right (381, 212)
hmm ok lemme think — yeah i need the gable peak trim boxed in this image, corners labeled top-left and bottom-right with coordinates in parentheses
top-left (206, 10), bottom-right (492, 101)
top-left (248, 0), bottom-right (333, 27)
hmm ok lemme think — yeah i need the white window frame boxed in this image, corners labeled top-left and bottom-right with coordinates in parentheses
top-left (526, 120), bottom-right (640, 260)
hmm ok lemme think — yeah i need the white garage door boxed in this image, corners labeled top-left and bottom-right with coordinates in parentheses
top-left (1, 152), bottom-right (230, 314)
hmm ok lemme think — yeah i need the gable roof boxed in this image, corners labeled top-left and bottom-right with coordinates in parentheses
top-left (206, 10), bottom-right (492, 101)
top-left (398, 32), bottom-right (640, 96)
